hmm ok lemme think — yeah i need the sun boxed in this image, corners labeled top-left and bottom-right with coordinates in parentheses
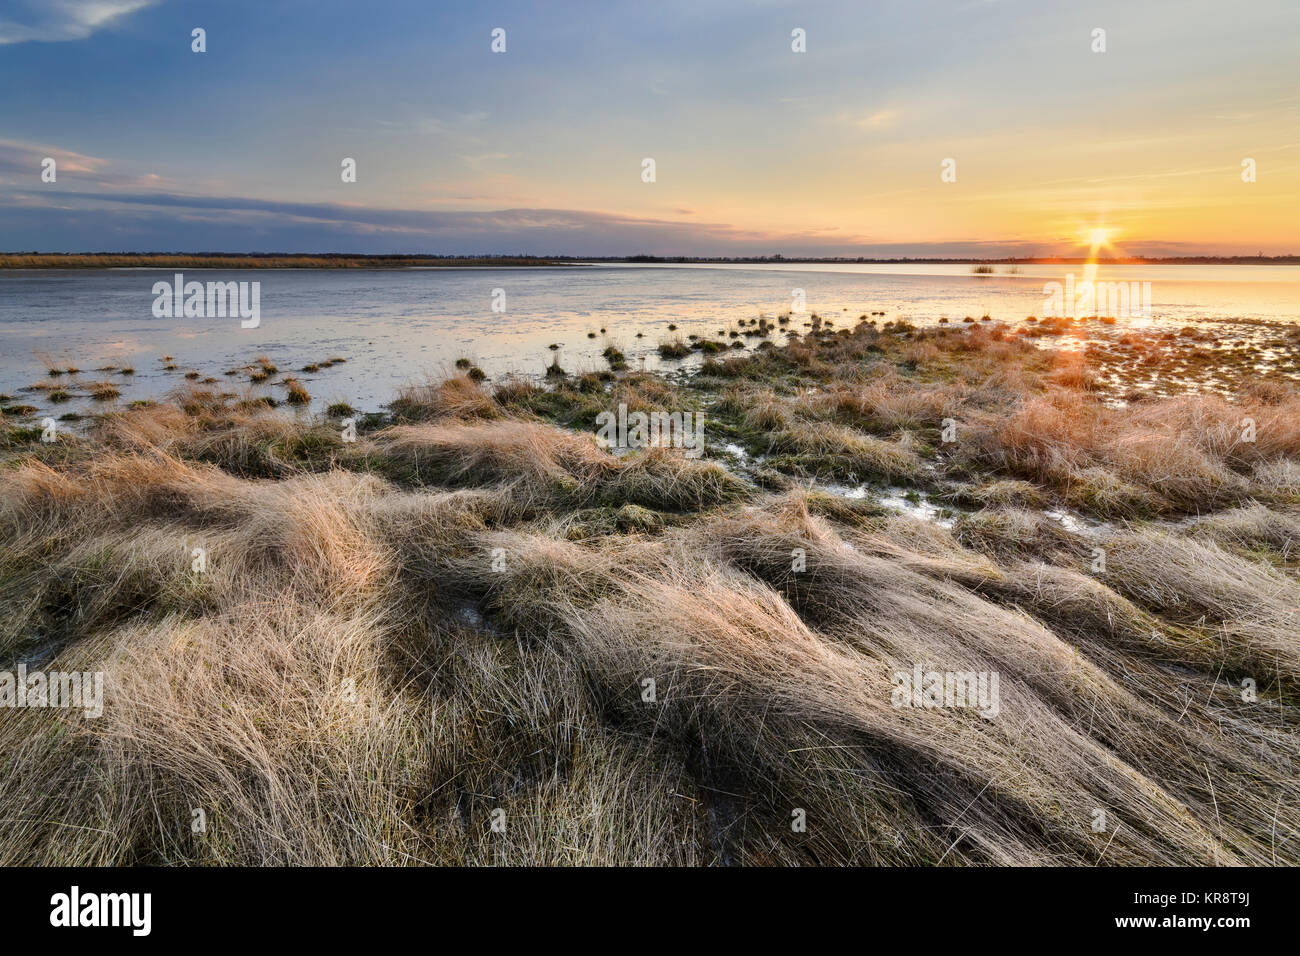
top-left (1087, 227), bottom-right (1111, 248)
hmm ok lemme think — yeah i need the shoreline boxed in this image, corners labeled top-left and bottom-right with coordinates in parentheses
top-left (0, 254), bottom-right (576, 270)
top-left (4, 253), bottom-right (1300, 270)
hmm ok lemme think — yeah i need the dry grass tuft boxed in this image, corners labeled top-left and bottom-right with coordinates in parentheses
top-left (770, 421), bottom-right (924, 482)
top-left (391, 374), bottom-right (498, 422)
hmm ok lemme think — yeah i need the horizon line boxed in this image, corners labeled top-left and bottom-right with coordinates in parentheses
top-left (4, 252), bottom-right (1299, 265)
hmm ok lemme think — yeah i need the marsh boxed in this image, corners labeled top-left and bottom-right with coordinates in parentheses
top-left (2, 314), bottom-right (1298, 865)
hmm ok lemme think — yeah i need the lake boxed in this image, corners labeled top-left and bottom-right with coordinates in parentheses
top-left (3, 262), bottom-right (1299, 414)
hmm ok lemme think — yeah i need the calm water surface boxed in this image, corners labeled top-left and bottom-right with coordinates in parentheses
top-left (2, 262), bottom-right (1298, 414)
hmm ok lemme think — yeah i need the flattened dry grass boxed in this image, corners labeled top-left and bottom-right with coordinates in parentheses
top-left (391, 374), bottom-right (499, 422)
top-left (375, 420), bottom-right (747, 512)
top-left (1, 341), bottom-right (1299, 867)
top-left (769, 421), bottom-right (924, 482)
top-left (958, 389), bottom-right (1300, 516)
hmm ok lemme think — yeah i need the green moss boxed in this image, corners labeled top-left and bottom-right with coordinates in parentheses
top-left (615, 503), bottom-right (664, 533)
top-left (602, 346), bottom-right (628, 371)
top-left (5, 426), bottom-right (44, 443)
top-left (236, 396), bottom-right (279, 411)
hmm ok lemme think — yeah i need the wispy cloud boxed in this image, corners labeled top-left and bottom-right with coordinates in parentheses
top-left (857, 110), bottom-right (900, 130)
top-left (0, 186), bottom-right (1141, 257)
top-left (0, 139), bottom-right (108, 177)
top-left (0, 186), bottom-right (876, 252)
top-left (0, 0), bottom-right (157, 45)
top-left (2, 1), bottom-right (1296, 254)
top-left (830, 108), bottom-right (902, 132)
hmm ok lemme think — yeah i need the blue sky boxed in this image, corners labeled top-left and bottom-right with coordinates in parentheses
top-left (2, 0), bottom-right (1298, 255)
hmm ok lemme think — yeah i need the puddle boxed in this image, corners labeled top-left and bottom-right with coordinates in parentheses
top-left (1043, 508), bottom-right (1112, 537)
top-left (1043, 508), bottom-right (1085, 533)
top-left (824, 482), bottom-right (868, 500)
top-left (813, 478), bottom-right (1111, 538)
top-left (878, 487), bottom-right (954, 528)
top-left (818, 481), bottom-right (955, 528)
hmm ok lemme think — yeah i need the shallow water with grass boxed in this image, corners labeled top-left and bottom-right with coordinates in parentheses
top-left (3, 262), bottom-right (1300, 422)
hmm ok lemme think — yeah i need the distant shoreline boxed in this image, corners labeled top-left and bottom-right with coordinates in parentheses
top-left (0, 254), bottom-right (576, 270)
top-left (2, 252), bottom-right (1298, 270)
top-left (610, 255), bottom-right (1300, 266)
top-left (2, 252), bottom-right (1300, 270)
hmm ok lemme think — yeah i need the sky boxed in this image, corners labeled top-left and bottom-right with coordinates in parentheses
top-left (2, 0), bottom-right (1298, 257)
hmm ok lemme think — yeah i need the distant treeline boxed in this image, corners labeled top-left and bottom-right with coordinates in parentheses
top-left (3, 252), bottom-right (1297, 269)
top-left (0, 253), bottom-right (571, 269)
top-left (614, 254), bottom-right (1300, 265)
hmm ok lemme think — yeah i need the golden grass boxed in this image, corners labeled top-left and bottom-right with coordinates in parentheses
top-left (391, 374), bottom-right (498, 422)
top-left (770, 421), bottom-right (924, 482)
top-left (283, 377), bottom-right (311, 406)
top-left (2, 328), bottom-right (1299, 866)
